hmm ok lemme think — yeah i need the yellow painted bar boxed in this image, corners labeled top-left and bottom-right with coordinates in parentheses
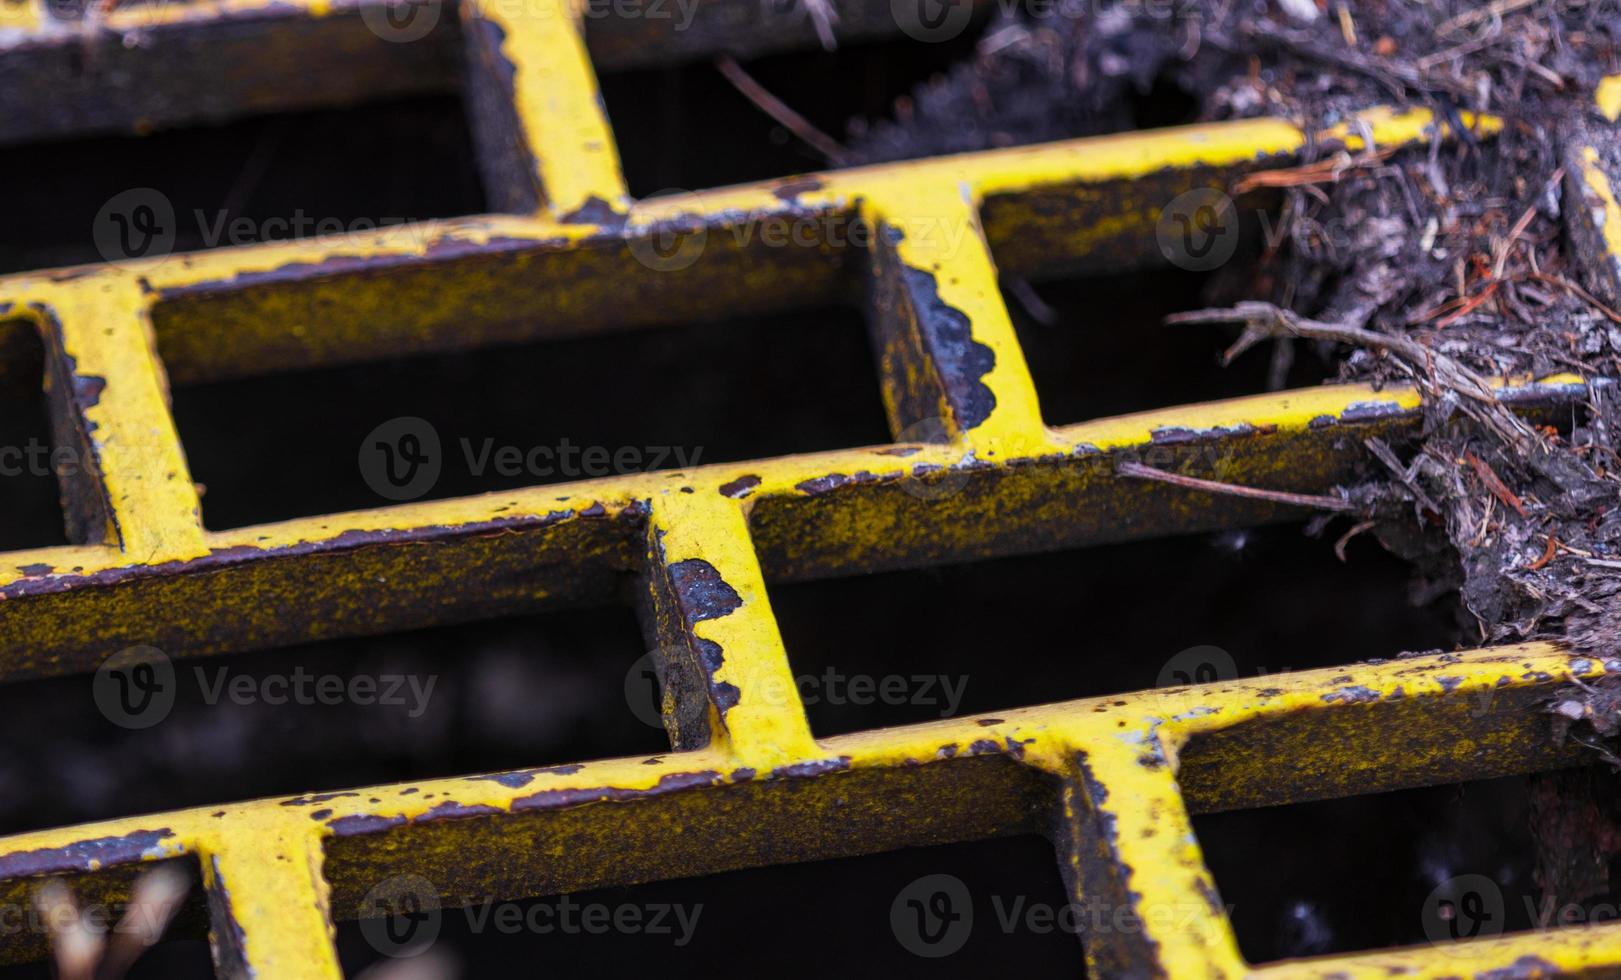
top-left (467, 0), bottom-right (629, 216)
top-left (0, 643), bottom-right (1598, 977)
top-left (195, 820), bottom-right (344, 978)
top-left (861, 184), bottom-right (1058, 457)
top-left (649, 492), bottom-right (819, 767)
top-left (0, 105), bottom-right (1483, 296)
top-left (28, 281), bottom-right (207, 561)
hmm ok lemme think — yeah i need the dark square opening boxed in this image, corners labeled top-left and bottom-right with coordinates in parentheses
top-left (1193, 764), bottom-right (1621, 962)
top-left (334, 834), bottom-right (1081, 977)
top-left (767, 523), bottom-right (1461, 737)
top-left (0, 95), bottom-right (485, 275)
top-left (168, 306), bottom-right (891, 529)
top-left (0, 603), bottom-right (667, 836)
top-left (598, 13), bottom-right (1206, 196)
top-left (0, 320), bottom-right (70, 552)
top-left (599, 32), bottom-right (984, 195)
top-left (1003, 248), bottom-right (1334, 426)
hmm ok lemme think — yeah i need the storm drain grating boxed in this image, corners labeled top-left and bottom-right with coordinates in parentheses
top-left (0, 0), bottom-right (1618, 975)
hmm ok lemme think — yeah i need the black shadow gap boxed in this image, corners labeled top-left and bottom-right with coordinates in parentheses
top-left (0, 604), bottom-right (667, 836)
top-left (0, 95), bottom-right (484, 275)
top-left (167, 306), bottom-right (891, 529)
top-left (335, 834), bottom-right (1082, 978)
top-left (767, 523), bottom-right (1461, 737)
top-left (0, 321), bottom-right (69, 552)
top-left (1193, 764), bottom-right (1621, 962)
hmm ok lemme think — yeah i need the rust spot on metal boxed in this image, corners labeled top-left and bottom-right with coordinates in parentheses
top-left (897, 259), bottom-right (997, 430)
top-left (560, 195), bottom-right (629, 228)
top-left (0, 828), bottom-right (175, 878)
top-left (205, 855), bottom-right (249, 973)
top-left (467, 764), bottom-right (584, 789)
top-left (1475, 956), bottom-right (1561, 980)
top-left (718, 475), bottom-right (761, 498)
top-left (282, 791), bottom-right (361, 807)
top-left (418, 800), bottom-right (503, 822)
top-left (1149, 423), bottom-right (1256, 445)
top-left (511, 770), bottom-right (726, 811)
top-left (1342, 400), bottom-right (1408, 423)
top-left (668, 558), bottom-right (743, 623)
top-left (793, 470), bottom-right (893, 496)
top-left (1322, 685), bottom-right (1381, 704)
top-left (72, 373), bottom-right (105, 408)
top-left (328, 814), bottom-right (409, 837)
top-left (772, 176), bottom-right (824, 202)
top-left (308, 808), bottom-right (333, 820)
top-left (977, 718), bottom-right (1004, 726)
top-left (769, 758), bottom-right (851, 779)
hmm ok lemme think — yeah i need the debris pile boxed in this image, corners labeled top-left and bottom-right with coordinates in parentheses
top-left (844, 0), bottom-right (1621, 654)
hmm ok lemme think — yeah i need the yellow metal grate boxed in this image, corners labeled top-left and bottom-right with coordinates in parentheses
top-left (0, 0), bottom-right (1617, 974)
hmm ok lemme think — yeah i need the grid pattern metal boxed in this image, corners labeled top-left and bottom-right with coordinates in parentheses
top-left (0, 0), bottom-right (1615, 974)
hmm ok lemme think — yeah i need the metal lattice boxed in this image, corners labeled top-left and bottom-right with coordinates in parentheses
top-left (0, 0), bottom-right (1617, 974)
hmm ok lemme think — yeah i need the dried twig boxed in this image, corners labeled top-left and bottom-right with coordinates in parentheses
top-left (1233, 146), bottom-right (1398, 193)
top-left (1166, 301), bottom-right (1543, 451)
top-left (1532, 272), bottom-right (1621, 325)
top-left (1116, 461), bottom-right (1359, 512)
top-left (1435, 0), bottom-right (1539, 36)
top-left (800, 0), bottom-right (838, 50)
top-left (1465, 449), bottom-right (1530, 517)
top-left (713, 54), bottom-right (848, 165)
